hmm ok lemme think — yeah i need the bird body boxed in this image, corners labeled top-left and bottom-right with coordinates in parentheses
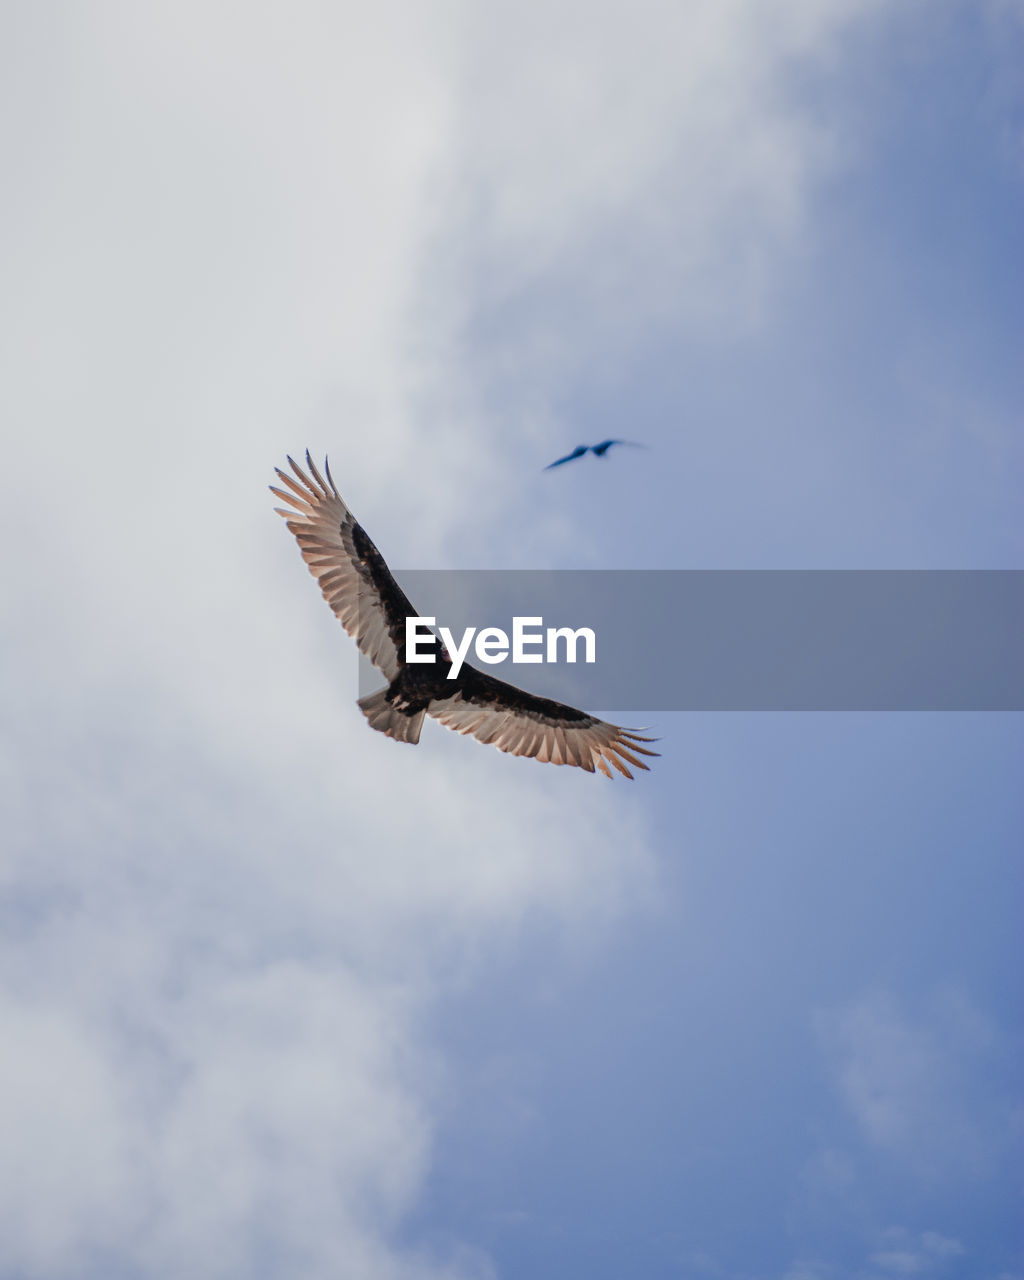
top-left (544, 439), bottom-right (643, 469)
top-left (271, 453), bottom-right (657, 778)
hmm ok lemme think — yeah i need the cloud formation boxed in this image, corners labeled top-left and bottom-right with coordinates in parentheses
top-left (7, 2), bottom-right (1016, 1278)
top-left (818, 989), bottom-right (1004, 1176)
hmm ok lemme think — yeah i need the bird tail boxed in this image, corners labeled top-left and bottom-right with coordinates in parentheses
top-left (357, 688), bottom-right (425, 745)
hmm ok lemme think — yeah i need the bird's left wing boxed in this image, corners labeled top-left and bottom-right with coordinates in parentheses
top-left (271, 452), bottom-right (416, 681)
top-left (427, 664), bottom-right (659, 779)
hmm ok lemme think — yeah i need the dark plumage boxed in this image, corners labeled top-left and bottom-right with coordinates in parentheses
top-left (271, 453), bottom-right (658, 778)
top-left (544, 439), bottom-right (644, 469)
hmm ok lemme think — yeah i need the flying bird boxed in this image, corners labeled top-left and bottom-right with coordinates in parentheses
top-left (271, 452), bottom-right (658, 778)
top-left (544, 439), bottom-right (644, 470)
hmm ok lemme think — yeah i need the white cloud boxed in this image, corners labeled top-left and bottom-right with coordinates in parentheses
top-left (0, 972), bottom-right (441, 1280)
top-left (0, 0), bottom-right (914, 1275)
top-left (425, 0), bottom-right (894, 464)
top-left (783, 1264), bottom-right (835, 1280)
top-left (0, 679), bottom-right (650, 1277)
top-left (782, 1227), bottom-right (968, 1280)
top-left (446, 0), bottom-right (882, 297)
top-left (0, 1000), bottom-right (138, 1273)
top-left (790, 988), bottom-right (1019, 1280)
top-left (870, 1251), bottom-right (924, 1274)
top-left (816, 990), bottom-right (1004, 1176)
top-left (869, 1227), bottom-right (966, 1276)
top-left (919, 1232), bottom-right (966, 1261)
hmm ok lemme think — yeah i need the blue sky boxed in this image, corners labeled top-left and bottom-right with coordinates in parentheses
top-left (1, 3), bottom-right (1021, 1279)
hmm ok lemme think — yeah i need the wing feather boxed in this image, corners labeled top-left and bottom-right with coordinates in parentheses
top-left (272, 451), bottom-right (418, 680)
top-left (428, 664), bottom-right (659, 779)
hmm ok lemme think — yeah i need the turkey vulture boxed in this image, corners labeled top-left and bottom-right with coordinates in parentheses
top-left (544, 440), bottom-right (644, 469)
top-left (271, 452), bottom-right (658, 779)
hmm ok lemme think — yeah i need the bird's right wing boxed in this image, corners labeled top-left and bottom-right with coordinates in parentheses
top-left (427, 664), bottom-right (659, 779)
top-left (271, 452), bottom-right (416, 681)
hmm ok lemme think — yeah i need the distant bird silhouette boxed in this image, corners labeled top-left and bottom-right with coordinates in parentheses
top-left (544, 440), bottom-right (644, 470)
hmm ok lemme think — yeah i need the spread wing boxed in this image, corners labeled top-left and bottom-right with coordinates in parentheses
top-left (544, 446), bottom-right (588, 470)
top-left (270, 451), bottom-right (416, 681)
top-left (428, 665), bottom-right (659, 779)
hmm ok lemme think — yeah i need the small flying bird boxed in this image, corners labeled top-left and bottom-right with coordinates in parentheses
top-left (544, 439), bottom-right (644, 470)
top-left (271, 452), bottom-right (658, 778)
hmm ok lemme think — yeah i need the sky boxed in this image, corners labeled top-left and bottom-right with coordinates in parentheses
top-left (1, 2), bottom-right (1022, 1279)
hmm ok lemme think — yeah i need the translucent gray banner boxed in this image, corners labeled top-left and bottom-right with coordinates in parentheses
top-left (356, 571), bottom-right (1024, 711)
